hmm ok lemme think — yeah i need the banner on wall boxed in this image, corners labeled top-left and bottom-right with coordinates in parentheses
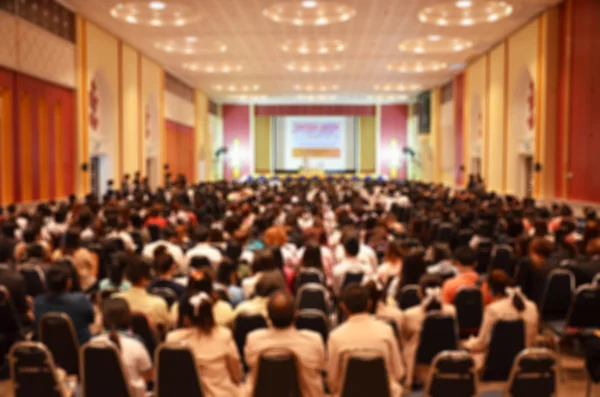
top-left (290, 120), bottom-right (342, 158)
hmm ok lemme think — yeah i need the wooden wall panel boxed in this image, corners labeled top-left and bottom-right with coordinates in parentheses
top-left (359, 116), bottom-right (376, 173)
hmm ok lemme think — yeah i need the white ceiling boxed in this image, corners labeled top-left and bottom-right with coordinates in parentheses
top-left (59, 0), bottom-right (562, 104)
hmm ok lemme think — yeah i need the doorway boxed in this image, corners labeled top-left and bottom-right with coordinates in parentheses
top-left (519, 155), bottom-right (534, 198)
top-left (90, 155), bottom-right (109, 198)
top-left (146, 157), bottom-right (157, 189)
top-left (471, 157), bottom-right (482, 177)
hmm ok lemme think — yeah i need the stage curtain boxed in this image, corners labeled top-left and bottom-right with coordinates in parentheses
top-left (254, 116), bottom-right (271, 173)
top-left (359, 116), bottom-right (376, 173)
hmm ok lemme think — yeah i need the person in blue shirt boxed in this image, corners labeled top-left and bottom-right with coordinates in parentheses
top-left (34, 263), bottom-right (95, 345)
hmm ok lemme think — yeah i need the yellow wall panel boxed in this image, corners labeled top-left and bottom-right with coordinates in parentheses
top-left (359, 116), bottom-right (376, 173)
top-left (431, 88), bottom-right (441, 183)
top-left (141, 56), bottom-right (163, 185)
top-left (195, 90), bottom-right (210, 181)
top-left (487, 43), bottom-right (506, 193)
top-left (465, 56), bottom-right (488, 179)
top-left (254, 116), bottom-right (272, 173)
top-left (121, 44), bottom-right (139, 176)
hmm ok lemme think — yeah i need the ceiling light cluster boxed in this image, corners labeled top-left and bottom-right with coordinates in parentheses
top-left (182, 62), bottom-right (243, 74)
top-left (263, 1), bottom-right (356, 26)
top-left (110, 2), bottom-right (201, 26)
top-left (228, 95), bottom-right (269, 102)
top-left (418, 1), bottom-right (514, 27)
top-left (374, 83), bottom-right (422, 92)
top-left (286, 61), bottom-right (343, 73)
top-left (386, 61), bottom-right (448, 73)
top-left (399, 36), bottom-right (473, 54)
top-left (297, 94), bottom-right (338, 101)
top-left (212, 84), bottom-right (260, 93)
top-left (368, 94), bottom-right (410, 103)
top-left (154, 38), bottom-right (227, 55)
top-left (281, 39), bottom-right (348, 55)
top-left (293, 84), bottom-right (340, 92)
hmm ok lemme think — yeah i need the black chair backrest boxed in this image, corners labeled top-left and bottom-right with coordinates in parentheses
top-left (427, 351), bottom-right (477, 397)
top-left (149, 286), bottom-right (179, 308)
top-left (456, 229), bottom-right (474, 249)
top-left (540, 269), bottom-right (574, 321)
top-left (397, 285), bottom-right (422, 310)
top-left (0, 286), bottom-right (24, 379)
top-left (416, 312), bottom-right (458, 365)
top-left (39, 313), bottom-right (80, 376)
top-left (156, 344), bottom-right (203, 397)
top-left (476, 238), bottom-right (493, 274)
top-left (131, 313), bottom-right (159, 358)
top-left (81, 341), bottom-right (131, 397)
top-left (490, 245), bottom-right (515, 275)
top-left (233, 314), bottom-right (267, 370)
top-left (454, 287), bottom-right (483, 335)
top-left (341, 350), bottom-right (390, 397)
top-left (9, 342), bottom-right (62, 397)
top-left (342, 271), bottom-right (365, 291)
top-left (507, 348), bottom-right (557, 397)
top-left (567, 284), bottom-right (600, 329)
top-left (482, 319), bottom-right (525, 381)
top-left (295, 309), bottom-right (329, 343)
top-left (297, 268), bottom-right (325, 288)
top-left (253, 349), bottom-right (302, 397)
top-left (437, 223), bottom-right (455, 245)
top-left (18, 264), bottom-right (46, 297)
top-left (297, 284), bottom-right (329, 314)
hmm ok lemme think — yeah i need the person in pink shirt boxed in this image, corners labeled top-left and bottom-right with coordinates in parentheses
top-left (442, 246), bottom-right (491, 304)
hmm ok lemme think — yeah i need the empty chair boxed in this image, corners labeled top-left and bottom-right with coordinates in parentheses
top-left (80, 340), bottom-right (131, 397)
top-left (396, 285), bottom-right (422, 310)
top-left (18, 263), bottom-right (46, 297)
top-left (9, 342), bottom-right (66, 397)
top-left (341, 271), bottom-right (365, 292)
top-left (39, 313), bottom-right (80, 377)
top-left (454, 287), bottom-right (483, 337)
top-left (565, 284), bottom-right (600, 330)
top-left (253, 348), bottom-right (302, 397)
top-left (416, 313), bottom-right (458, 367)
top-left (482, 319), bottom-right (525, 381)
top-left (155, 344), bottom-right (203, 397)
top-left (475, 239), bottom-right (493, 275)
top-left (417, 351), bottom-right (477, 397)
top-left (296, 284), bottom-right (330, 315)
top-left (340, 349), bottom-right (391, 397)
top-left (296, 268), bottom-right (325, 288)
top-left (295, 309), bottom-right (329, 343)
top-left (490, 245), bottom-right (515, 275)
top-left (540, 269), bottom-right (575, 327)
top-left (131, 312), bottom-right (160, 357)
top-left (233, 314), bottom-right (267, 370)
top-left (480, 348), bottom-right (557, 397)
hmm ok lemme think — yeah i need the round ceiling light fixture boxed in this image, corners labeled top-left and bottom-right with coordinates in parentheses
top-left (263, 1), bottom-right (356, 26)
top-left (386, 60), bottom-right (448, 73)
top-left (212, 84), bottom-right (261, 93)
top-left (281, 39), bottom-right (348, 55)
top-left (182, 62), bottom-right (243, 74)
top-left (293, 83), bottom-right (340, 92)
top-left (399, 36), bottom-right (473, 54)
top-left (286, 61), bottom-right (343, 73)
top-left (110, 2), bottom-right (201, 26)
top-left (373, 83), bottom-right (422, 92)
top-left (154, 38), bottom-right (227, 55)
top-left (418, 1), bottom-right (514, 26)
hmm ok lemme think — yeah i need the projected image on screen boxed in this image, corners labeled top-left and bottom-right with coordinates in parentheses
top-left (274, 116), bottom-right (357, 172)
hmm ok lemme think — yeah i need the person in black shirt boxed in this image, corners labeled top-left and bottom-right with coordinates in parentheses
top-left (147, 246), bottom-right (185, 307)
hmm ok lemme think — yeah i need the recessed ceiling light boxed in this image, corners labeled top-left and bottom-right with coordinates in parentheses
top-left (428, 35), bottom-right (442, 41)
top-left (418, 1), bottom-right (513, 26)
top-left (286, 61), bottom-right (343, 73)
top-left (374, 83), bottom-right (421, 92)
top-left (185, 36), bottom-right (198, 43)
top-left (125, 15), bottom-right (137, 24)
top-left (183, 62), bottom-right (243, 74)
top-left (212, 84), bottom-right (261, 93)
top-left (263, 1), bottom-right (356, 26)
top-left (155, 38), bottom-right (228, 55)
top-left (294, 83), bottom-right (340, 92)
top-left (399, 36), bottom-right (473, 54)
top-left (227, 95), bottom-right (268, 103)
top-left (368, 94), bottom-right (409, 103)
top-left (150, 19), bottom-right (162, 26)
top-left (280, 39), bottom-right (348, 55)
top-left (386, 61), bottom-right (448, 73)
top-left (149, 1), bottom-right (166, 10)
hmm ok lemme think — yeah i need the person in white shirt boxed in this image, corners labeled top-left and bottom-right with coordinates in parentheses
top-left (327, 284), bottom-right (404, 397)
top-left (166, 292), bottom-right (242, 397)
top-left (91, 298), bottom-right (153, 397)
top-left (185, 225), bottom-right (223, 272)
top-left (332, 234), bottom-right (374, 296)
top-left (334, 237), bottom-right (378, 271)
top-left (244, 291), bottom-right (325, 397)
top-left (142, 226), bottom-right (185, 271)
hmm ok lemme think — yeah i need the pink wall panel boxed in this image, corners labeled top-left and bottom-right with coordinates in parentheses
top-left (379, 105), bottom-right (408, 179)
top-left (222, 104), bottom-right (251, 180)
top-left (255, 105), bottom-right (375, 117)
top-left (454, 74), bottom-right (465, 186)
top-left (566, 0), bottom-right (600, 202)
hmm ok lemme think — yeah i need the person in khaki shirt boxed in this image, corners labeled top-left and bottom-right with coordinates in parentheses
top-left (328, 284), bottom-right (404, 397)
top-left (244, 291), bottom-right (325, 397)
top-left (115, 255), bottom-right (169, 329)
top-left (401, 274), bottom-right (456, 389)
top-left (167, 292), bottom-right (242, 397)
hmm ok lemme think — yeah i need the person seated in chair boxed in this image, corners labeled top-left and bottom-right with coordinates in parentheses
top-left (244, 290), bottom-right (325, 397)
top-left (234, 271), bottom-right (284, 319)
top-left (33, 264), bottom-right (95, 344)
top-left (327, 283), bottom-right (404, 397)
top-left (166, 291), bottom-right (242, 397)
top-left (441, 246), bottom-right (488, 304)
top-left (141, 226), bottom-right (185, 272)
top-left (332, 233), bottom-right (374, 296)
top-left (147, 246), bottom-right (185, 300)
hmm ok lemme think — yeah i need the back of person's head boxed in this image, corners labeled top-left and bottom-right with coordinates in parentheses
top-left (0, 238), bottom-right (13, 263)
top-left (26, 244), bottom-right (44, 260)
top-left (363, 280), bottom-right (384, 314)
top-left (190, 256), bottom-right (212, 270)
top-left (400, 248), bottom-right (427, 286)
top-left (153, 246), bottom-right (175, 276)
top-left (216, 259), bottom-right (238, 286)
top-left (341, 283), bottom-right (370, 315)
top-left (225, 240), bottom-right (243, 262)
top-left (180, 292), bottom-right (215, 334)
top-left (488, 269), bottom-right (514, 296)
top-left (1, 222), bottom-right (16, 239)
top-left (301, 243), bottom-right (323, 270)
top-left (22, 227), bottom-right (38, 244)
top-left (385, 239), bottom-right (404, 262)
top-left (161, 225), bottom-right (177, 241)
top-left (529, 237), bottom-right (553, 266)
top-left (187, 268), bottom-right (214, 296)
top-left (268, 290), bottom-right (295, 329)
top-left (270, 247), bottom-right (285, 271)
top-left (63, 228), bottom-right (81, 252)
top-left (124, 255), bottom-right (150, 286)
top-left (454, 246), bottom-right (477, 268)
top-left (193, 225), bottom-right (210, 243)
top-left (46, 264), bottom-right (72, 294)
top-left (54, 209), bottom-right (68, 223)
top-left (110, 252), bottom-right (129, 287)
top-left (254, 271), bottom-right (284, 298)
top-left (342, 232), bottom-right (360, 258)
top-left (252, 249), bottom-right (276, 273)
top-left (103, 298), bottom-right (132, 350)
top-left (418, 274), bottom-right (443, 312)
top-left (264, 226), bottom-right (287, 248)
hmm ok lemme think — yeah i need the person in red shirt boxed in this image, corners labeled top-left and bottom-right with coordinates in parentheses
top-left (442, 246), bottom-right (491, 304)
top-left (144, 204), bottom-right (168, 229)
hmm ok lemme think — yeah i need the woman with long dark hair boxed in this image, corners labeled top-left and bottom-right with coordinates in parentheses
top-left (52, 227), bottom-right (98, 291)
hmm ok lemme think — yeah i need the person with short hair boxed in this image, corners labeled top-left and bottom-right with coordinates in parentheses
top-left (244, 290), bottom-right (325, 397)
top-left (441, 246), bottom-right (480, 304)
top-left (33, 264), bottom-right (95, 344)
top-left (167, 292), bottom-right (242, 397)
top-left (234, 270), bottom-right (284, 318)
top-left (141, 225), bottom-right (185, 271)
top-left (332, 233), bottom-right (374, 296)
top-left (52, 228), bottom-right (99, 291)
top-left (184, 225), bottom-right (223, 271)
top-left (327, 283), bottom-right (404, 397)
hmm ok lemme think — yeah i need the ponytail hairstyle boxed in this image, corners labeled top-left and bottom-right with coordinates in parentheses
top-left (181, 292), bottom-right (215, 334)
top-left (363, 279), bottom-right (384, 314)
top-left (102, 298), bottom-right (132, 350)
top-left (109, 252), bottom-right (129, 288)
top-left (418, 274), bottom-right (443, 312)
top-left (506, 286), bottom-right (526, 313)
